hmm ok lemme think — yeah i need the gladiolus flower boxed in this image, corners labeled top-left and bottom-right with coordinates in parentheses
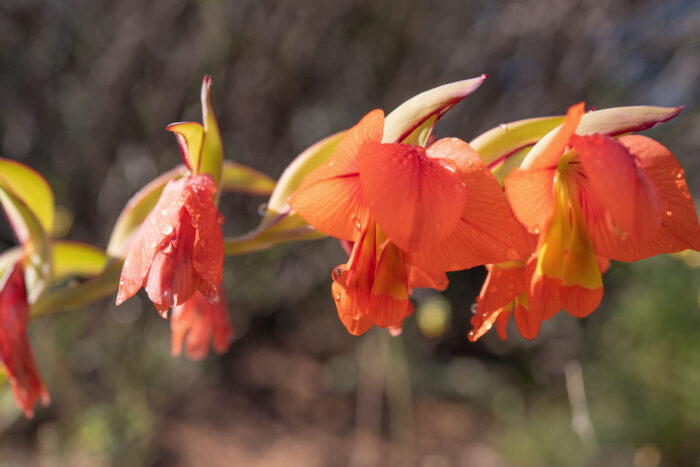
top-left (116, 174), bottom-right (224, 316)
top-left (0, 263), bottom-right (50, 417)
top-left (491, 102), bottom-right (700, 338)
top-left (289, 109), bottom-right (529, 335)
top-left (170, 287), bottom-right (233, 361)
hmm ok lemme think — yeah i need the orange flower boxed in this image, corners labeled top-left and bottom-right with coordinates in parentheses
top-left (0, 263), bottom-right (50, 418)
top-left (170, 287), bottom-right (233, 361)
top-left (289, 109), bottom-right (529, 335)
top-left (490, 103), bottom-right (700, 338)
top-left (116, 174), bottom-right (224, 316)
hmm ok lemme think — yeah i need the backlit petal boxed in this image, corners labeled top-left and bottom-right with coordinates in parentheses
top-left (572, 134), bottom-right (662, 241)
top-left (521, 102), bottom-right (584, 170)
top-left (504, 167), bottom-right (556, 234)
top-left (560, 284), bottom-right (603, 318)
top-left (582, 135), bottom-right (700, 260)
top-left (358, 141), bottom-right (466, 251)
top-left (288, 110), bottom-right (383, 240)
top-left (368, 242), bottom-right (410, 328)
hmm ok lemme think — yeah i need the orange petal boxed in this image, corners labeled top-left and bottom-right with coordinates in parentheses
top-left (572, 133), bottom-right (663, 241)
top-left (496, 307), bottom-right (511, 340)
top-left (406, 264), bottom-right (448, 291)
top-left (504, 167), bottom-right (556, 235)
top-left (287, 109), bottom-right (383, 240)
top-left (358, 141), bottom-right (466, 251)
top-left (581, 135), bottom-right (700, 261)
top-left (513, 295), bottom-right (541, 340)
top-left (476, 262), bottom-right (527, 314)
top-left (560, 284), bottom-right (603, 318)
top-left (469, 303), bottom-right (511, 342)
top-left (368, 242), bottom-right (411, 328)
top-left (521, 102), bottom-right (585, 170)
top-left (333, 281), bottom-right (374, 336)
top-left (407, 139), bottom-right (532, 270)
top-left (529, 265), bottom-right (562, 321)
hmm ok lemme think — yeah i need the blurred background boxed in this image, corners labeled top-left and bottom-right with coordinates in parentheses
top-left (1, 0), bottom-right (700, 465)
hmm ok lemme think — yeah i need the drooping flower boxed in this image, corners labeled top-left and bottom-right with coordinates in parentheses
top-left (170, 286), bottom-right (233, 361)
top-left (0, 263), bottom-right (50, 417)
top-left (116, 174), bottom-right (224, 317)
top-left (482, 102), bottom-right (700, 339)
top-left (289, 109), bottom-right (529, 335)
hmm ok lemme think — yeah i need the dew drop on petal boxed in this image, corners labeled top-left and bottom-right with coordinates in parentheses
top-left (499, 123), bottom-right (507, 130)
top-left (151, 242), bottom-right (158, 249)
top-left (468, 330), bottom-right (476, 341)
top-left (257, 203), bottom-right (268, 216)
top-left (470, 302), bottom-right (478, 314)
top-left (334, 292), bottom-right (341, 301)
top-left (162, 225), bottom-right (174, 235)
top-left (665, 210), bottom-right (673, 217)
top-left (332, 266), bottom-right (343, 281)
top-left (210, 294), bottom-right (221, 304)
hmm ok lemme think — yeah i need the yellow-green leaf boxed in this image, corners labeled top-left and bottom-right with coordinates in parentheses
top-left (32, 259), bottom-right (123, 317)
top-left (469, 116), bottom-right (564, 166)
top-left (106, 165), bottom-right (188, 256)
top-left (220, 161), bottom-right (276, 196)
top-left (383, 75), bottom-right (486, 144)
top-left (52, 241), bottom-right (108, 281)
top-left (167, 121), bottom-right (203, 172)
top-left (0, 159), bottom-right (55, 233)
top-left (199, 76), bottom-right (223, 187)
top-left (0, 185), bottom-right (51, 303)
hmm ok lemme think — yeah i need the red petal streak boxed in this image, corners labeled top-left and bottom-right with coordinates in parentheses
top-left (288, 110), bottom-right (383, 240)
top-left (358, 141), bottom-right (466, 251)
top-left (572, 134), bottom-right (662, 241)
top-left (0, 264), bottom-right (50, 418)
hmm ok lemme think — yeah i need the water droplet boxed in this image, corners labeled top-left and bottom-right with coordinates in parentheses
top-left (470, 302), bottom-right (478, 314)
top-left (334, 292), bottom-right (341, 301)
top-left (665, 210), bottom-right (673, 217)
top-left (210, 294), bottom-right (221, 304)
top-left (332, 266), bottom-right (343, 281)
top-left (529, 226), bottom-right (541, 235)
top-left (468, 330), bottom-right (476, 341)
top-left (119, 280), bottom-right (124, 287)
top-left (161, 209), bottom-right (168, 217)
top-left (151, 242), bottom-right (158, 249)
top-left (355, 220), bottom-right (362, 231)
top-left (675, 171), bottom-right (684, 179)
top-left (162, 225), bottom-right (174, 235)
top-left (481, 311), bottom-right (488, 318)
top-left (257, 203), bottom-right (268, 216)
top-left (506, 247), bottom-right (518, 260)
top-left (499, 123), bottom-right (507, 130)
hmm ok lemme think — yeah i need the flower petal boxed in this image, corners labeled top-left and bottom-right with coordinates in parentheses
top-left (408, 139), bottom-right (531, 270)
top-left (358, 141), bottom-right (466, 251)
top-left (581, 135), bottom-right (700, 260)
top-left (504, 168), bottom-right (556, 235)
top-left (368, 242), bottom-right (410, 328)
top-left (560, 284), bottom-right (603, 318)
top-left (476, 262), bottom-right (527, 314)
top-left (521, 102), bottom-right (585, 170)
top-left (288, 110), bottom-right (383, 240)
top-left (572, 134), bottom-right (663, 241)
top-left (406, 264), bottom-right (448, 291)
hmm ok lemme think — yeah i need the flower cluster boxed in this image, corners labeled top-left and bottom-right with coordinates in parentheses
top-left (0, 75), bottom-right (698, 420)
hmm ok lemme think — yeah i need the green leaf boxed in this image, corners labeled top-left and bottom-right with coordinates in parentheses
top-left (106, 165), bottom-right (188, 256)
top-left (31, 259), bottom-right (123, 317)
top-left (199, 76), bottom-right (223, 187)
top-left (220, 160), bottom-right (276, 196)
top-left (52, 241), bottom-right (108, 281)
top-left (0, 185), bottom-right (51, 303)
top-left (166, 122), bottom-right (204, 172)
top-left (469, 116), bottom-right (564, 166)
top-left (0, 159), bottom-right (55, 233)
top-left (383, 75), bottom-right (486, 144)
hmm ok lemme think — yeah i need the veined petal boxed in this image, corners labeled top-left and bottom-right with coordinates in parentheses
top-left (288, 110), bottom-right (383, 240)
top-left (476, 262), bottom-right (527, 314)
top-left (560, 284), bottom-right (603, 318)
top-left (368, 242), bottom-right (410, 328)
top-left (469, 302), bottom-right (512, 342)
top-left (521, 103), bottom-right (585, 170)
top-left (572, 134), bottom-right (662, 241)
top-left (504, 167), bottom-right (556, 234)
top-left (581, 135), bottom-right (700, 260)
top-left (406, 264), bottom-right (448, 291)
top-left (358, 141), bottom-right (466, 251)
top-left (513, 294), bottom-right (541, 339)
top-left (407, 139), bottom-right (531, 270)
